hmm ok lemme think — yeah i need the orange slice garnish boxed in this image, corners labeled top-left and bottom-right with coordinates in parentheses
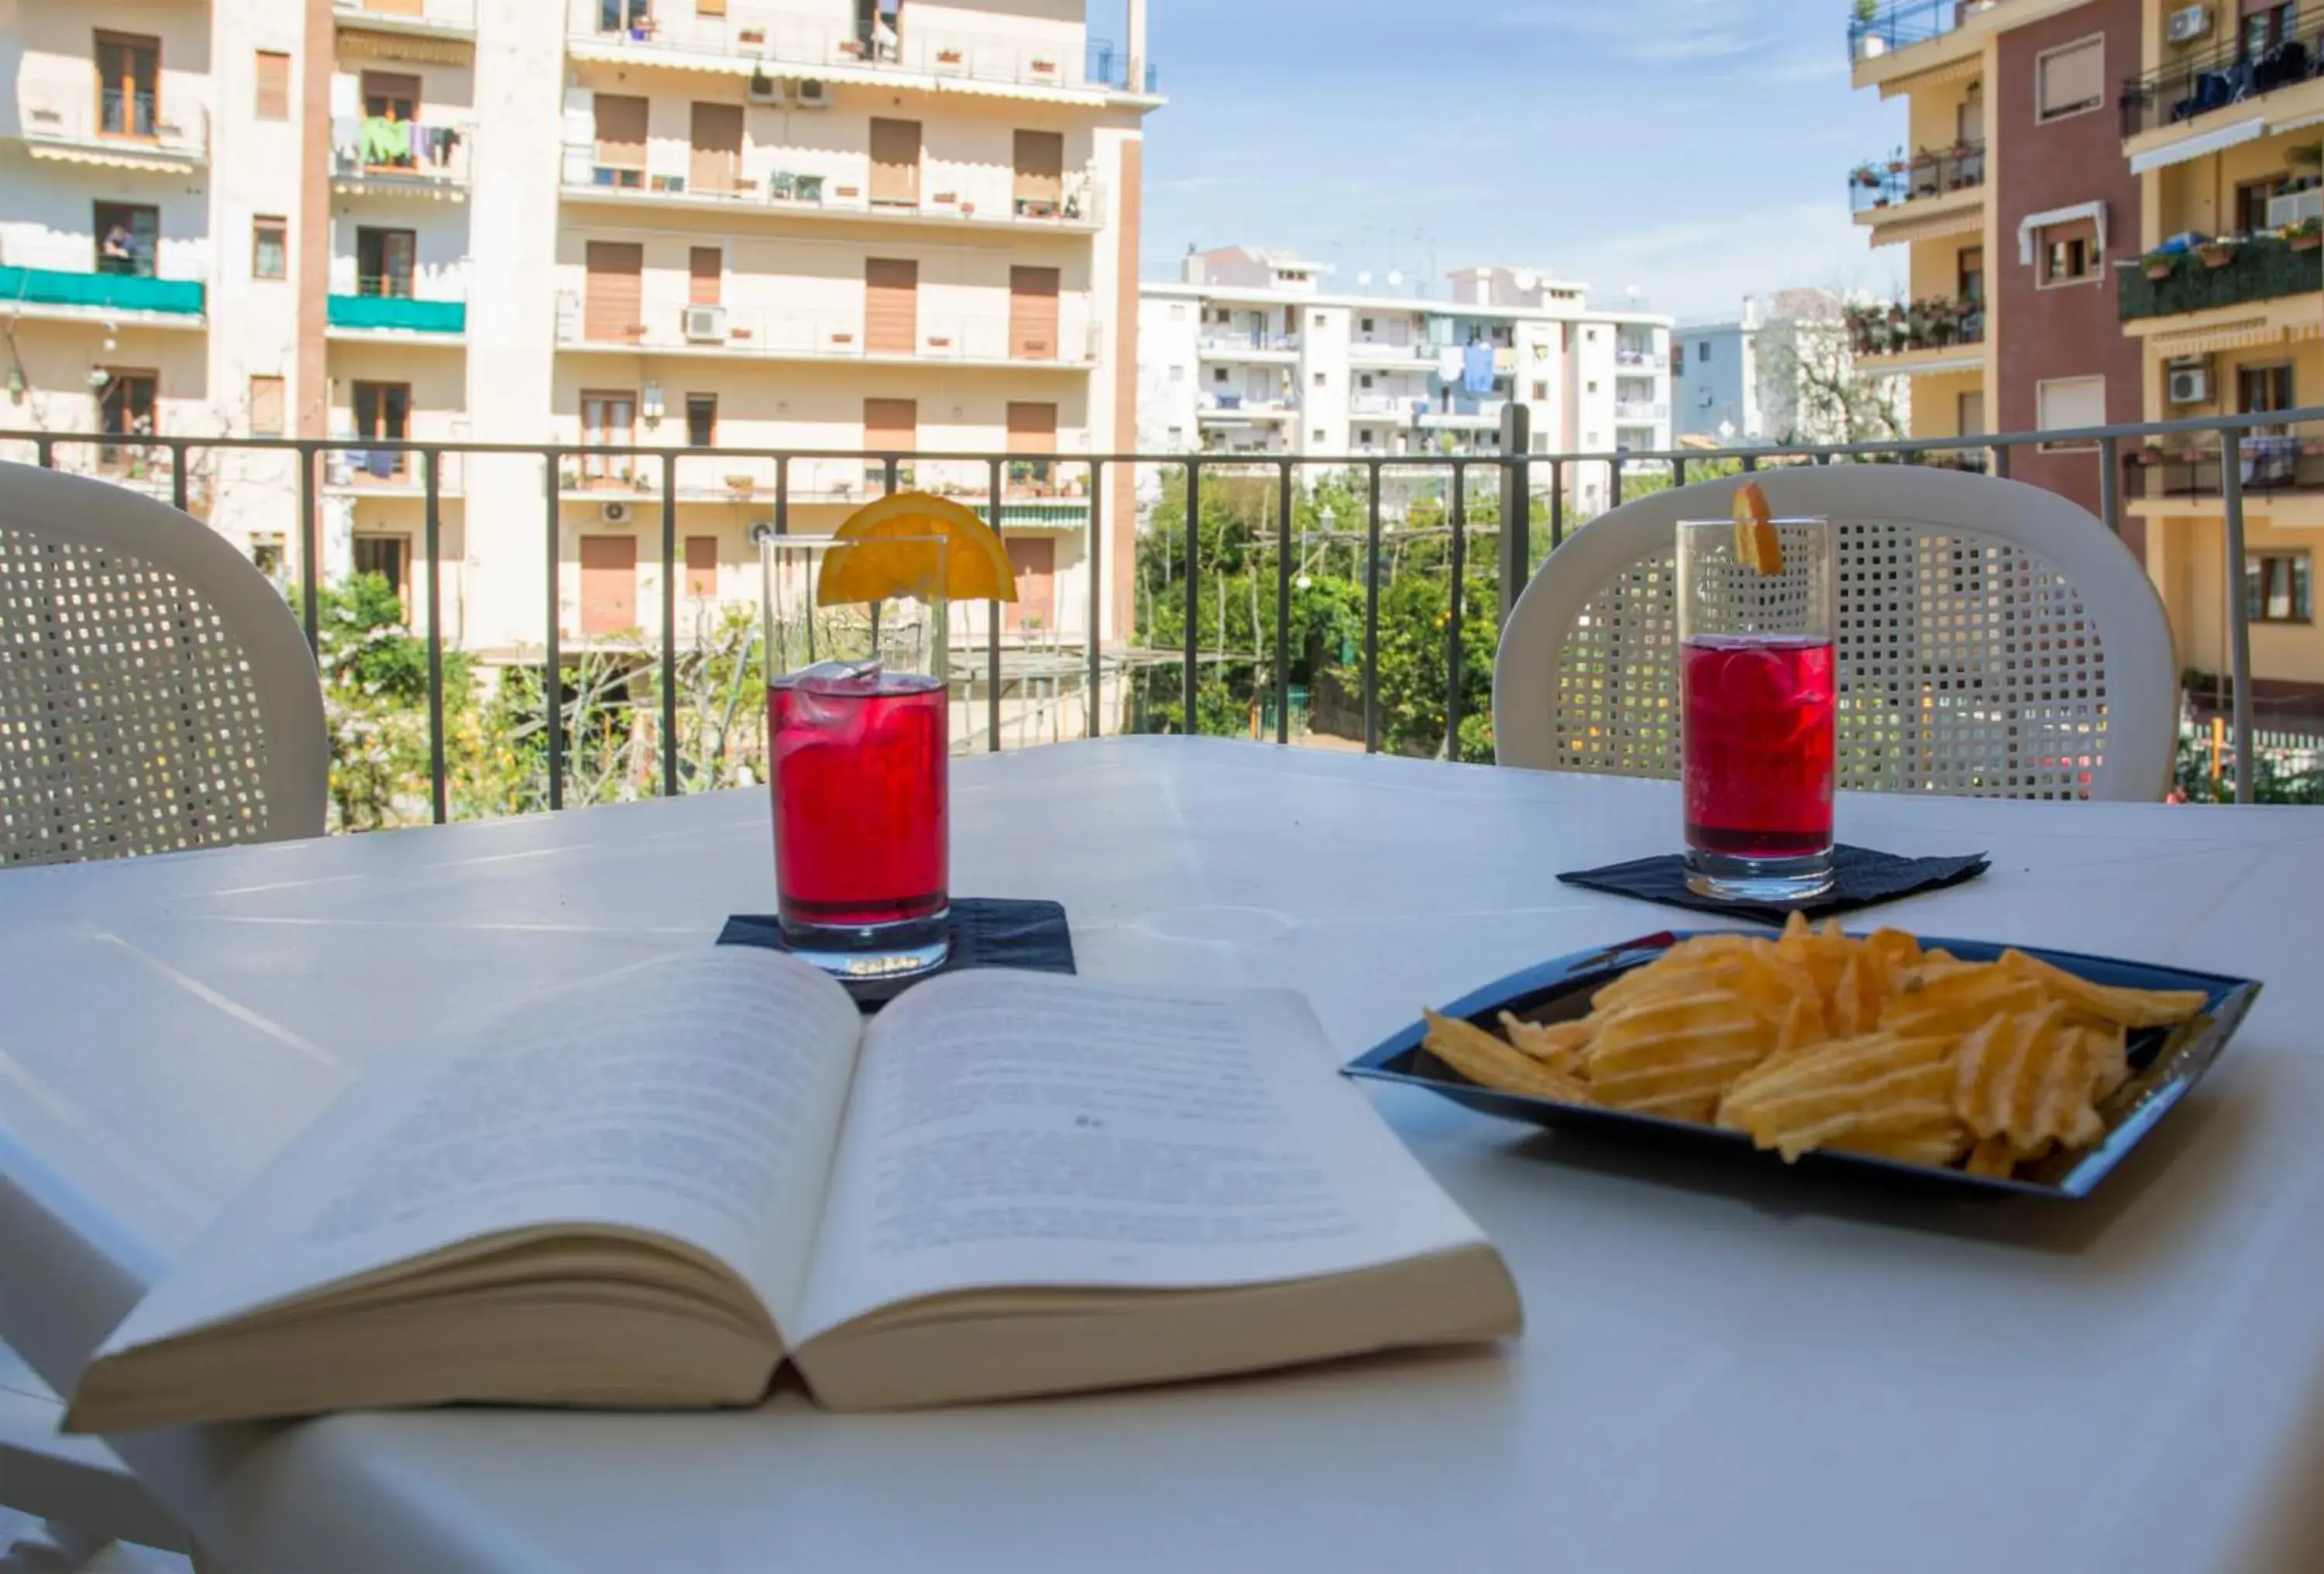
top-left (1732, 480), bottom-right (1783, 576)
top-left (816, 491), bottom-right (1019, 607)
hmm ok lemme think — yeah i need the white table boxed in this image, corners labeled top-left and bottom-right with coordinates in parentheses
top-left (5, 738), bottom-right (2323, 1573)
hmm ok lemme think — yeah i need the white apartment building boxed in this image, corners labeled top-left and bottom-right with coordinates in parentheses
top-left (0, 0), bottom-right (1159, 654)
top-left (1674, 289), bottom-right (1910, 448)
top-left (1137, 246), bottom-right (1674, 510)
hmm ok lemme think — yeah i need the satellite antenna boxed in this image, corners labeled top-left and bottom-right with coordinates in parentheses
top-left (1386, 270), bottom-right (1404, 290)
top-left (1357, 270), bottom-right (1373, 290)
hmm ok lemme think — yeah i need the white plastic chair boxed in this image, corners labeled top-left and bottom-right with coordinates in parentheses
top-left (2, 460), bottom-right (326, 1572)
top-left (1, 460), bottom-right (326, 868)
top-left (1493, 464), bottom-right (2179, 801)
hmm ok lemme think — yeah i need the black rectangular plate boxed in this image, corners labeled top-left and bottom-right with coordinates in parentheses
top-left (1345, 931), bottom-right (2261, 1199)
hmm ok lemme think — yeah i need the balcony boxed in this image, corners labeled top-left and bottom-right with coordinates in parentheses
top-left (1417, 399), bottom-right (1506, 431)
top-left (2120, 9), bottom-right (2324, 143)
top-left (1613, 347), bottom-right (1662, 369)
top-left (1347, 339), bottom-right (1432, 364)
top-left (2120, 232), bottom-right (2322, 324)
top-left (1198, 394), bottom-right (1294, 421)
top-left (324, 442), bottom-right (469, 496)
top-left (1850, 141), bottom-right (1986, 220)
top-left (12, 89), bottom-right (208, 170)
top-left (327, 292), bottom-right (469, 338)
top-left (0, 266), bottom-right (205, 325)
top-left (332, 0), bottom-right (477, 40)
top-left (553, 295), bottom-right (1099, 367)
top-left (1347, 394), bottom-right (1425, 418)
top-left (1196, 333), bottom-right (1299, 362)
top-left (558, 150), bottom-right (1103, 232)
top-left (566, 3), bottom-right (1157, 98)
top-left (1844, 296), bottom-right (1987, 374)
top-left (2127, 421), bottom-right (2324, 517)
top-left (1614, 400), bottom-right (1669, 424)
top-left (332, 119), bottom-right (475, 197)
top-left (1849, 0), bottom-right (2000, 63)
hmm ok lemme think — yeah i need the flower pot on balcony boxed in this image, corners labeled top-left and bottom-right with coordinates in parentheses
top-left (739, 29), bottom-right (764, 43)
top-left (2288, 225), bottom-right (2323, 253)
top-left (2142, 255), bottom-right (2177, 281)
top-left (2195, 241), bottom-right (2239, 270)
top-left (937, 48), bottom-right (963, 63)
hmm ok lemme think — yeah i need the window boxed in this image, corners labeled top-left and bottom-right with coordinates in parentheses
top-left (352, 380), bottom-right (411, 479)
top-left (1212, 367), bottom-right (1228, 384)
top-left (2236, 177), bottom-right (2286, 237)
top-left (2245, 2), bottom-right (2298, 57)
top-left (1697, 341), bottom-right (1711, 363)
top-left (247, 375), bottom-right (284, 436)
top-left (599, 0), bottom-right (653, 33)
top-left (359, 71), bottom-right (421, 170)
top-left (2036, 375), bottom-right (2106, 449)
top-left (95, 32), bottom-right (160, 139)
top-left (255, 50), bottom-right (290, 121)
top-left (2036, 36), bottom-right (2103, 122)
top-left (93, 202), bottom-right (158, 277)
top-left (2040, 219), bottom-right (2099, 286)
top-left (685, 393), bottom-right (717, 448)
top-left (1360, 373), bottom-right (1373, 389)
top-left (2238, 363), bottom-right (2295, 414)
top-left (580, 390), bottom-right (636, 479)
top-left (95, 369), bottom-right (157, 470)
top-left (1360, 317), bottom-right (1374, 332)
top-left (1312, 312), bottom-right (1326, 329)
top-left (2247, 552), bottom-right (2312, 624)
top-left (252, 215), bottom-right (287, 280)
top-left (1532, 380), bottom-right (1548, 400)
top-left (689, 246), bottom-right (721, 306)
top-left (1312, 372), bottom-right (1326, 387)
top-left (592, 94), bottom-right (648, 187)
top-left (1958, 245), bottom-right (1984, 304)
top-left (251, 535), bottom-right (285, 579)
top-left (352, 535), bottom-right (410, 604)
top-left (684, 535), bottom-right (719, 598)
top-left (357, 228), bottom-right (417, 298)
top-left (1312, 428), bottom-right (1326, 443)
top-left (1166, 424), bottom-right (1184, 446)
top-left (1587, 380), bottom-right (1598, 394)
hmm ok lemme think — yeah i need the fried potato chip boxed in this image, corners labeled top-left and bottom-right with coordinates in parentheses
top-left (1964, 1136), bottom-right (2019, 1177)
top-left (2083, 1022), bottom-right (2133, 1100)
top-left (1424, 1009), bottom-right (1595, 1104)
top-left (1827, 952), bottom-right (1889, 1038)
top-left (1998, 950), bottom-right (2207, 1029)
top-left (1830, 1116), bottom-right (1972, 1168)
top-left (1585, 990), bottom-right (1773, 1123)
top-left (1716, 1031), bottom-right (1958, 1162)
top-left (1882, 967), bottom-right (2045, 1040)
top-left (1951, 1004), bottom-right (2107, 1152)
top-left (1498, 1012), bottom-right (1593, 1077)
top-left (1865, 928), bottom-right (1923, 972)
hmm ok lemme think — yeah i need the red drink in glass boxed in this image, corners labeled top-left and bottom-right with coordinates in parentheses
top-left (1682, 634), bottom-right (1836, 859)
top-left (770, 668), bottom-right (948, 931)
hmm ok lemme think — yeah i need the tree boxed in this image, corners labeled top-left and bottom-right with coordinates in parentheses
top-left (1756, 292), bottom-right (1908, 447)
top-left (315, 572), bottom-right (471, 830)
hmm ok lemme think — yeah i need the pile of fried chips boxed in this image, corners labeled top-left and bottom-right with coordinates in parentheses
top-left (1422, 914), bottom-right (2209, 1177)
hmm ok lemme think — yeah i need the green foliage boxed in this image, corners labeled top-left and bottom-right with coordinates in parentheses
top-left (2173, 733), bottom-right (2324, 805)
top-left (315, 573), bottom-right (469, 831)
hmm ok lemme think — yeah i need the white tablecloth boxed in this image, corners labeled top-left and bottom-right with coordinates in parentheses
top-left (3, 739), bottom-right (2322, 1572)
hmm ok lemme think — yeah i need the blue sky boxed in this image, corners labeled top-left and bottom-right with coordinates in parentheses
top-left (1133, 0), bottom-right (1910, 322)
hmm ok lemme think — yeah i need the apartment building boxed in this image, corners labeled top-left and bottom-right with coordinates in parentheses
top-left (1851, 0), bottom-right (2323, 704)
top-left (1136, 246), bottom-right (1674, 512)
top-left (1674, 289), bottom-right (1910, 446)
top-left (0, 0), bottom-right (1159, 655)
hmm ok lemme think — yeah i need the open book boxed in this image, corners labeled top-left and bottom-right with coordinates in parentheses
top-left (67, 951), bottom-right (1519, 1431)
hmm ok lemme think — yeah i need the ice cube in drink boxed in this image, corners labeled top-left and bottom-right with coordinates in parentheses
top-left (1681, 634), bottom-right (1836, 860)
top-left (770, 662), bottom-right (948, 931)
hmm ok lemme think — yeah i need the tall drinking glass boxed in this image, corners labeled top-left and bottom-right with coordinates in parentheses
top-left (1676, 514), bottom-right (1837, 902)
top-left (762, 532), bottom-right (951, 981)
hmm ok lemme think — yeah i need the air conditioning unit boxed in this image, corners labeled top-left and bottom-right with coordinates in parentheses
top-left (2166, 4), bottom-right (2212, 43)
top-left (2166, 359), bottom-right (2212, 406)
top-left (2268, 187), bottom-right (2324, 229)
top-left (600, 500), bottom-right (633, 524)
top-left (747, 70), bottom-right (781, 105)
top-left (683, 304), bottom-right (728, 342)
top-left (791, 78), bottom-right (830, 109)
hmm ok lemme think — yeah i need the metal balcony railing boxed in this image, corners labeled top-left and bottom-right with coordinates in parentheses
top-left (1198, 332), bottom-right (1300, 356)
top-left (2119, 6), bottom-right (2324, 138)
top-left (552, 294), bottom-right (1098, 365)
top-left (331, 117), bottom-right (475, 187)
top-left (1613, 348), bottom-right (1662, 369)
top-left (6, 408), bottom-right (2317, 814)
top-left (15, 89), bottom-right (208, 162)
top-left (559, 146), bottom-right (1103, 226)
top-left (1845, 296), bottom-right (1987, 356)
top-left (1848, 0), bottom-right (1999, 62)
top-left (2128, 419), bottom-right (2324, 503)
top-left (1850, 140), bottom-right (1986, 214)
top-left (333, 0), bottom-right (476, 29)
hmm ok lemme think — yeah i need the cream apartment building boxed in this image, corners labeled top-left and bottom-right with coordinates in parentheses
top-left (1136, 246), bottom-right (1675, 514)
top-left (0, 0), bottom-right (1159, 655)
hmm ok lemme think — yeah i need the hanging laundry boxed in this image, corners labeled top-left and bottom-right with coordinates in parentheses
top-left (1493, 348), bottom-right (1517, 375)
top-left (1463, 342), bottom-right (1496, 396)
top-left (435, 126), bottom-right (461, 167)
top-left (1437, 345), bottom-right (1465, 383)
top-left (361, 116), bottom-right (411, 166)
top-left (332, 115), bottom-right (362, 167)
top-left (366, 448), bottom-right (397, 479)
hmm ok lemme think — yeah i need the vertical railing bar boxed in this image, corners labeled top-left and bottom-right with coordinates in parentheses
top-left (884, 453), bottom-right (900, 497)
top-left (1274, 459), bottom-right (1292, 745)
top-left (543, 448), bottom-right (563, 813)
top-left (1992, 440), bottom-right (2012, 480)
top-left (2220, 422), bottom-right (2255, 805)
top-left (987, 454), bottom-right (1002, 752)
top-left (774, 455), bottom-right (789, 536)
top-left (422, 448), bottom-right (447, 824)
top-left (1446, 459), bottom-right (1466, 754)
top-left (2098, 435), bottom-right (2122, 538)
top-left (1549, 459), bottom-right (1563, 552)
top-left (1183, 458), bottom-right (1200, 734)
top-left (659, 448), bottom-right (679, 799)
top-left (1608, 454), bottom-right (1624, 510)
top-left (1673, 455), bottom-right (1688, 491)
top-left (1086, 456), bottom-right (1105, 741)
top-left (1363, 458), bottom-right (1382, 754)
top-left (168, 437), bottom-right (188, 514)
top-left (35, 437), bottom-right (54, 469)
top-left (298, 442), bottom-right (320, 651)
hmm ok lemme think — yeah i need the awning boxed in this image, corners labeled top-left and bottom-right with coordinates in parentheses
top-left (2018, 199), bottom-right (2107, 266)
top-left (2147, 318), bottom-right (2282, 356)
top-left (26, 143), bottom-right (193, 174)
top-left (1880, 55), bottom-right (1982, 98)
top-left (2128, 117), bottom-right (2266, 174)
top-left (339, 29), bottom-right (470, 65)
top-left (1872, 204), bottom-right (1985, 246)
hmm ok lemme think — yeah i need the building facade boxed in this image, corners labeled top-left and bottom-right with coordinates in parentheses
top-left (1850, 0), bottom-right (2324, 704)
top-left (1675, 289), bottom-right (1909, 447)
top-left (0, 0), bottom-right (1159, 655)
top-left (1136, 246), bottom-right (1673, 512)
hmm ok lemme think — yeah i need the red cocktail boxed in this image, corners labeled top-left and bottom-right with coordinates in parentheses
top-left (1682, 634), bottom-right (1835, 858)
top-left (771, 668), bottom-right (947, 931)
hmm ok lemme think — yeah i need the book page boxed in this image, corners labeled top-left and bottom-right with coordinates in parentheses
top-left (794, 971), bottom-right (1488, 1340)
top-left (94, 948), bottom-right (864, 1358)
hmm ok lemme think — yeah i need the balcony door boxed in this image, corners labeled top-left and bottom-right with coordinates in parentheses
top-left (93, 201), bottom-right (159, 277)
top-left (593, 94), bottom-right (648, 187)
top-left (868, 118), bottom-right (922, 208)
top-left (1009, 266), bottom-right (1060, 361)
top-left (689, 102), bottom-right (742, 195)
top-left (580, 390), bottom-right (636, 481)
top-left (863, 397), bottom-right (916, 490)
top-left (579, 536), bottom-right (638, 636)
top-left (599, 0), bottom-right (653, 35)
top-left (583, 241), bottom-right (645, 344)
top-left (2239, 363), bottom-right (2295, 440)
top-left (352, 381), bottom-right (411, 480)
top-left (865, 258), bottom-right (917, 355)
top-left (357, 227), bottom-right (417, 298)
top-left (1006, 400), bottom-right (1057, 497)
top-left (96, 369), bottom-right (157, 471)
top-left (1012, 129), bottom-right (1064, 216)
top-left (1003, 538), bottom-right (1054, 633)
top-left (95, 32), bottom-right (159, 140)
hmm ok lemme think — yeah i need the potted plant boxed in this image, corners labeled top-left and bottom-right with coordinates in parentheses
top-left (2195, 235), bottom-right (2239, 269)
top-left (2140, 248), bottom-right (2178, 281)
top-left (937, 46), bottom-right (963, 64)
top-left (2284, 216), bottom-right (2322, 253)
top-left (1851, 163), bottom-right (1881, 188)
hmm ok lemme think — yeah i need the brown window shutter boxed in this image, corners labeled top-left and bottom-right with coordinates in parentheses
top-left (1006, 401), bottom-right (1057, 455)
top-left (594, 95), bottom-right (648, 168)
top-left (869, 118), bottom-right (922, 206)
top-left (579, 535), bottom-right (639, 637)
top-left (684, 534), bottom-right (720, 597)
top-left (689, 246), bottom-right (722, 305)
top-left (254, 51), bottom-right (290, 121)
top-left (584, 241), bottom-right (645, 343)
top-left (688, 101), bottom-right (742, 194)
top-left (1003, 538), bottom-right (1054, 632)
top-left (865, 257), bottom-right (918, 355)
top-left (1009, 266), bottom-right (1061, 362)
top-left (696, 0), bottom-right (727, 13)
top-left (247, 375), bottom-right (284, 436)
top-left (361, 71), bottom-right (421, 117)
top-left (1012, 129), bottom-right (1064, 208)
top-left (863, 397), bottom-right (918, 452)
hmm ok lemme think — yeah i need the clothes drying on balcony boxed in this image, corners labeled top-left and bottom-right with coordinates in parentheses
top-left (408, 125), bottom-right (460, 167)
top-left (361, 116), bottom-right (411, 165)
top-left (1462, 342), bottom-right (1496, 396)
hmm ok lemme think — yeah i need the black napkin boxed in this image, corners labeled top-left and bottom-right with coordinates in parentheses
top-left (1557, 845), bottom-right (1989, 926)
top-left (717, 898), bottom-right (1075, 1009)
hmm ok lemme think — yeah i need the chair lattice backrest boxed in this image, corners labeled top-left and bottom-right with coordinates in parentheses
top-left (1500, 466), bottom-right (2180, 802)
top-left (0, 462), bottom-right (326, 868)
